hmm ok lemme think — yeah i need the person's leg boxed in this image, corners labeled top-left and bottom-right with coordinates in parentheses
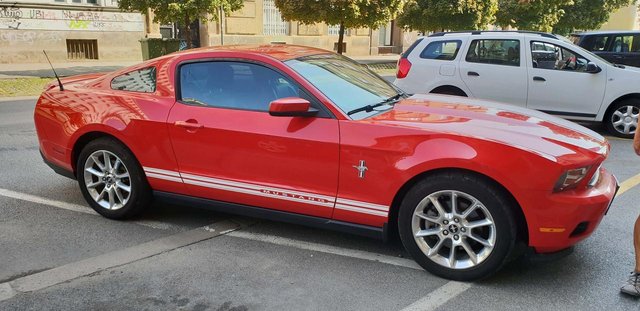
top-left (622, 215), bottom-right (640, 296)
top-left (635, 215), bottom-right (640, 273)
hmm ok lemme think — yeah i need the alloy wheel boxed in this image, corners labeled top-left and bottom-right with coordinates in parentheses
top-left (83, 150), bottom-right (132, 210)
top-left (611, 105), bottom-right (639, 135)
top-left (411, 190), bottom-right (496, 270)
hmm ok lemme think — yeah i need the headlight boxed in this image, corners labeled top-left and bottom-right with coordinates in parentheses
top-left (554, 166), bottom-right (590, 192)
top-left (588, 165), bottom-right (601, 187)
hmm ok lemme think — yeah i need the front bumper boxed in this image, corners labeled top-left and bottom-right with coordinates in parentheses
top-left (521, 168), bottom-right (618, 253)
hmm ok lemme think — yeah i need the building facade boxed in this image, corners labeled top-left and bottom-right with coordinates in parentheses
top-left (0, 0), bottom-right (415, 64)
top-left (599, 4), bottom-right (640, 31)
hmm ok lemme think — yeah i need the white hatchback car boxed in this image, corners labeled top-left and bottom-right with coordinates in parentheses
top-left (394, 30), bottom-right (640, 138)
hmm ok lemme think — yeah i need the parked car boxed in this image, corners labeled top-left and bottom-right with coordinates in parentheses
top-left (394, 30), bottom-right (640, 138)
top-left (35, 44), bottom-right (617, 281)
top-left (570, 30), bottom-right (640, 68)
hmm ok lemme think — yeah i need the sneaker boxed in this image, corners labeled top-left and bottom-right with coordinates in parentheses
top-left (621, 272), bottom-right (640, 297)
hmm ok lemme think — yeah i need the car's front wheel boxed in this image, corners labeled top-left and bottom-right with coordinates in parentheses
top-left (398, 172), bottom-right (517, 281)
top-left (77, 137), bottom-right (151, 219)
top-left (604, 99), bottom-right (639, 139)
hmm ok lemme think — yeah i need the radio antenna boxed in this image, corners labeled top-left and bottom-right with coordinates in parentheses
top-left (43, 50), bottom-right (64, 91)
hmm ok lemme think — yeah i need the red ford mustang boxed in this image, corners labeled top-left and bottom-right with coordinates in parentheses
top-left (35, 44), bottom-right (617, 280)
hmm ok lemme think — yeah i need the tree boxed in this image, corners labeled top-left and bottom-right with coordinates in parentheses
top-left (495, 0), bottom-right (573, 33)
top-left (275, 0), bottom-right (404, 54)
top-left (119, 0), bottom-right (245, 49)
top-left (397, 0), bottom-right (498, 33)
top-left (553, 0), bottom-right (634, 34)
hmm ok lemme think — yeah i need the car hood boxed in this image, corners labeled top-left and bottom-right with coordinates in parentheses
top-left (367, 94), bottom-right (608, 163)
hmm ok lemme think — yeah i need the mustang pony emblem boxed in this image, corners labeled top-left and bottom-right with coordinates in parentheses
top-left (353, 160), bottom-right (368, 179)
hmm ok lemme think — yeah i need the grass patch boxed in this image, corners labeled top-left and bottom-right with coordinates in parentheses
top-left (0, 78), bottom-right (53, 97)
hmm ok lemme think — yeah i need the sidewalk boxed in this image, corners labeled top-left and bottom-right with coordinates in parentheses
top-left (0, 54), bottom-right (398, 79)
top-left (0, 61), bottom-right (141, 79)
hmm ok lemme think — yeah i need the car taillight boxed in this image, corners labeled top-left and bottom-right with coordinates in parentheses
top-left (397, 58), bottom-right (412, 79)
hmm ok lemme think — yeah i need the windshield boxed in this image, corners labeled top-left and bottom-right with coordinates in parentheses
top-left (285, 54), bottom-right (401, 119)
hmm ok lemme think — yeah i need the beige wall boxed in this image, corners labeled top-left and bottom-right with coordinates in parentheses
top-left (600, 4), bottom-right (639, 30)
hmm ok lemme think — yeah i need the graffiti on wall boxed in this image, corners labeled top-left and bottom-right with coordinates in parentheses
top-left (0, 31), bottom-right (63, 45)
top-left (0, 6), bottom-right (144, 32)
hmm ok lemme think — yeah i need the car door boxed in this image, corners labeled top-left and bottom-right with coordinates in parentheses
top-left (167, 60), bottom-right (339, 218)
top-left (606, 34), bottom-right (640, 67)
top-left (525, 40), bottom-right (607, 118)
top-left (458, 36), bottom-right (528, 106)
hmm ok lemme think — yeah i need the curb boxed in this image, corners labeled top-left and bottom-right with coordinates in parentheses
top-left (0, 96), bottom-right (39, 102)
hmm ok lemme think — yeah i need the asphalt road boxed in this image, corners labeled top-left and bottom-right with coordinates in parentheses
top-left (1, 97), bottom-right (639, 310)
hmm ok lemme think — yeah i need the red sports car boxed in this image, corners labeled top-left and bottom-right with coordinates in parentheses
top-left (34, 44), bottom-right (618, 280)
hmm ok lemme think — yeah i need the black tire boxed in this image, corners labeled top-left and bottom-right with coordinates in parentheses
top-left (398, 171), bottom-right (517, 281)
top-left (604, 99), bottom-right (640, 139)
top-left (76, 137), bottom-right (151, 219)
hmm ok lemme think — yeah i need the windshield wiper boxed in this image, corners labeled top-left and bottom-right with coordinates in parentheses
top-left (347, 93), bottom-right (405, 116)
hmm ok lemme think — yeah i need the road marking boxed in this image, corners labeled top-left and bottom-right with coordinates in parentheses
top-left (227, 230), bottom-right (422, 270)
top-left (0, 188), bottom-right (172, 230)
top-left (0, 220), bottom-right (239, 302)
top-left (400, 281), bottom-right (472, 311)
top-left (0, 96), bottom-right (38, 103)
top-left (617, 172), bottom-right (640, 196)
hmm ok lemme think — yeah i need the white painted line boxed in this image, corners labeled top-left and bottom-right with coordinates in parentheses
top-left (227, 230), bottom-right (422, 270)
top-left (0, 188), bottom-right (172, 230)
top-left (400, 281), bottom-right (472, 311)
top-left (0, 220), bottom-right (239, 302)
top-left (0, 96), bottom-right (39, 103)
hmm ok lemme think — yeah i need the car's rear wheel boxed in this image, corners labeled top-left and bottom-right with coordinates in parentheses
top-left (398, 172), bottom-right (517, 281)
top-left (77, 138), bottom-right (151, 219)
top-left (604, 99), bottom-right (639, 139)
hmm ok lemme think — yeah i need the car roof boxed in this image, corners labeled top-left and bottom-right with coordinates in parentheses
top-left (572, 30), bottom-right (640, 36)
top-left (161, 44), bottom-right (332, 62)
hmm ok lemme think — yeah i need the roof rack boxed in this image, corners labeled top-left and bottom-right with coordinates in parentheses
top-left (429, 30), bottom-right (558, 40)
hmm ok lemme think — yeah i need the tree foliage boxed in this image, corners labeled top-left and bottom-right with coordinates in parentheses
top-left (553, 0), bottom-right (634, 34)
top-left (119, 0), bottom-right (244, 48)
top-left (397, 0), bottom-right (498, 33)
top-left (274, 0), bottom-right (404, 54)
top-left (495, 0), bottom-right (573, 33)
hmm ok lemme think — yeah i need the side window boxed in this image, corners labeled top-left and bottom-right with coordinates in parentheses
top-left (611, 35), bottom-right (639, 52)
top-left (179, 61), bottom-right (308, 112)
top-left (420, 40), bottom-right (461, 60)
top-left (465, 39), bottom-right (520, 66)
top-left (110, 67), bottom-right (156, 93)
top-left (530, 41), bottom-right (589, 72)
top-left (582, 35), bottom-right (611, 51)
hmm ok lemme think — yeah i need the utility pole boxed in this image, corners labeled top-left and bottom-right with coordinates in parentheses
top-left (219, 6), bottom-right (225, 46)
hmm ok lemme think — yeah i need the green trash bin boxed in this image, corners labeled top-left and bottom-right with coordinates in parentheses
top-left (139, 38), bottom-right (165, 60)
top-left (163, 39), bottom-right (181, 54)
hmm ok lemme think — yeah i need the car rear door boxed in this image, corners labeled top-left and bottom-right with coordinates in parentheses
top-left (525, 39), bottom-right (606, 118)
top-left (167, 60), bottom-right (339, 218)
top-left (458, 36), bottom-right (528, 106)
top-left (606, 34), bottom-right (640, 67)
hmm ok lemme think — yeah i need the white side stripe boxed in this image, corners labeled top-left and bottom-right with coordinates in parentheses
top-left (145, 172), bottom-right (183, 183)
top-left (142, 167), bottom-right (388, 217)
top-left (181, 172), bottom-right (335, 202)
top-left (143, 167), bottom-right (180, 177)
top-left (335, 204), bottom-right (388, 217)
top-left (336, 198), bottom-right (389, 211)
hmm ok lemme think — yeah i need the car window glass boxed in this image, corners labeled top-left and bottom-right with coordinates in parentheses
top-left (530, 41), bottom-right (589, 72)
top-left (179, 61), bottom-right (306, 111)
top-left (465, 39), bottom-right (520, 66)
top-left (583, 35), bottom-right (610, 51)
top-left (110, 67), bottom-right (156, 93)
top-left (612, 35), bottom-right (640, 52)
top-left (420, 40), bottom-right (461, 60)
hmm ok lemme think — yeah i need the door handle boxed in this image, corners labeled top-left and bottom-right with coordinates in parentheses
top-left (467, 71), bottom-right (480, 77)
top-left (533, 76), bottom-right (546, 82)
top-left (174, 120), bottom-right (203, 129)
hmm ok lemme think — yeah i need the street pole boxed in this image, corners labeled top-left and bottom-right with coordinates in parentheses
top-left (219, 6), bottom-right (224, 46)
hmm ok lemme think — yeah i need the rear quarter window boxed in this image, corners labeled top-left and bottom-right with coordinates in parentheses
top-left (110, 67), bottom-right (157, 93)
top-left (419, 40), bottom-right (461, 60)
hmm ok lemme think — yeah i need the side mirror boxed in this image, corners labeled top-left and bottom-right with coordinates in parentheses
top-left (268, 97), bottom-right (318, 117)
top-left (586, 62), bottom-right (601, 74)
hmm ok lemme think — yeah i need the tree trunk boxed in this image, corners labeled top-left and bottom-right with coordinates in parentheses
top-left (184, 12), bottom-right (192, 49)
top-left (337, 21), bottom-right (345, 54)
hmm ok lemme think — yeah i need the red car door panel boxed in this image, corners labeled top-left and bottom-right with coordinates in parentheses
top-left (167, 104), bottom-right (339, 218)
